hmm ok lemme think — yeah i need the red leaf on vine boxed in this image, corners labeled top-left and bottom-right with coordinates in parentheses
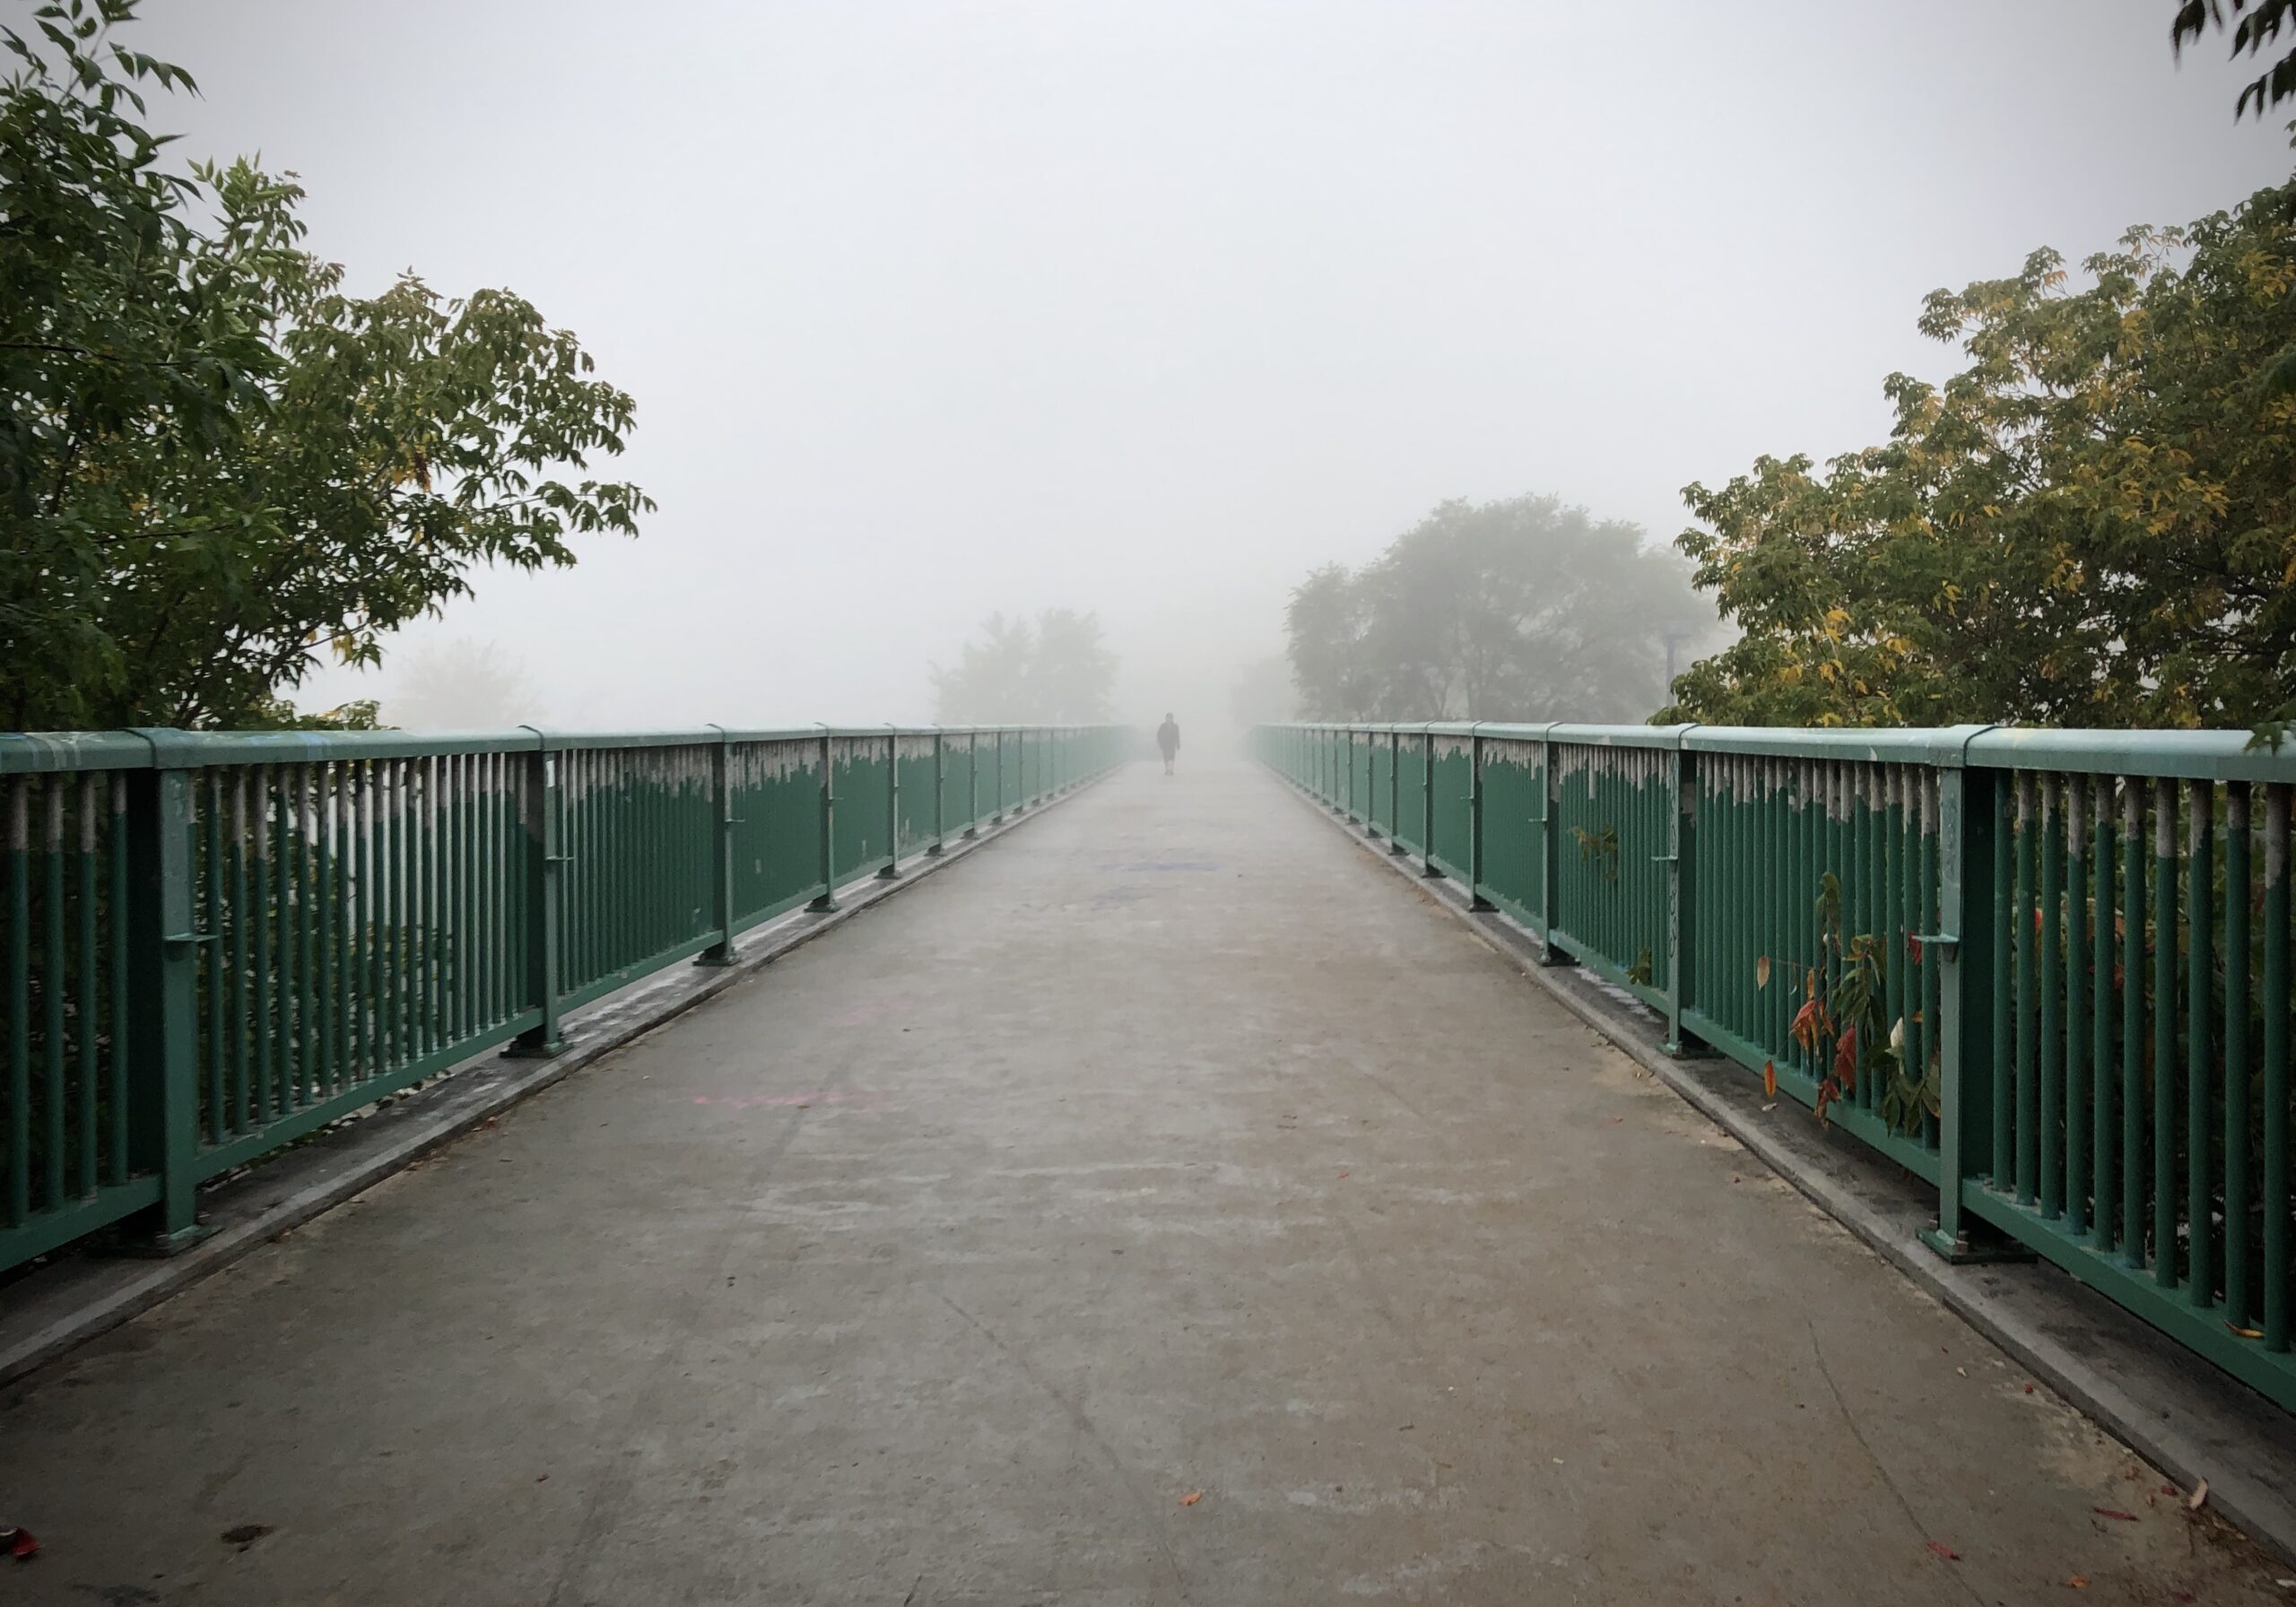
top-left (1791, 998), bottom-right (1826, 1054)
top-left (1762, 1060), bottom-right (1778, 1099)
top-left (1814, 1078), bottom-right (1839, 1127)
top-left (1908, 935), bottom-right (1923, 963)
top-left (1835, 1028), bottom-right (1858, 1092)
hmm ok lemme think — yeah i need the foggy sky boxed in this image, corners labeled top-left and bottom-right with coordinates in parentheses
top-left (128, 1), bottom-right (2295, 734)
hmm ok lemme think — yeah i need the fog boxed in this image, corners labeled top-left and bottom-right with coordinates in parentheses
top-left (133, 0), bottom-right (2292, 742)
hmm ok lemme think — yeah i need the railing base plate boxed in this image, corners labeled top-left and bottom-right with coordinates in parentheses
top-left (103, 1222), bottom-right (215, 1260)
top-left (1919, 1226), bottom-right (2037, 1265)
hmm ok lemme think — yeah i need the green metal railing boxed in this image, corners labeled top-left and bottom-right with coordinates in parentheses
top-left (1257, 720), bottom-right (2296, 1414)
top-left (0, 724), bottom-right (1127, 1273)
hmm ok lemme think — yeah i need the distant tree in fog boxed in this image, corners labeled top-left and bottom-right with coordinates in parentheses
top-left (931, 608), bottom-right (1117, 723)
top-left (384, 640), bottom-right (543, 731)
top-left (1284, 495), bottom-right (1717, 723)
top-left (1229, 654), bottom-right (1298, 728)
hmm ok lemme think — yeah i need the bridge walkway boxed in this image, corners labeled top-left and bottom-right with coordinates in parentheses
top-left (0, 762), bottom-right (2277, 1604)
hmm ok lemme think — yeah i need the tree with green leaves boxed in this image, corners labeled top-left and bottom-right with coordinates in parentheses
top-left (1, 0), bottom-right (648, 732)
top-left (930, 607), bottom-right (1118, 724)
top-left (1285, 495), bottom-right (1716, 724)
top-left (2173, 0), bottom-right (2296, 121)
top-left (1666, 171), bottom-right (2296, 734)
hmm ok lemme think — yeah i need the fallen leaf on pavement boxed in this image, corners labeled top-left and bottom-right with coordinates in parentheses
top-left (4, 1527), bottom-right (37, 1561)
top-left (1926, 1541), bottom-right (1961, 1561)
top-left (2091, 1507), bottom-right (2138, 1523)
top-left (2064, 1576), bottom-right (2089, 1589)
top-left (1179, 1491), bottom-right (1202, 1507)
top-left (2187, 1479), bottom-right (2208, 1510)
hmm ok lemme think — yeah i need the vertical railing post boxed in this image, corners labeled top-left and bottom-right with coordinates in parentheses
top-left (964, 732), bottom-right (980, 838)
top-left (878, 728), bottom-right (901, 880)
top-left (1923, 726), bottom-right (2003, 1260)
top-left (1468, 725), bottom-right (1493, 910)
top-left (1662, 731), bottom-right (1697, 1055)
top-left (808, 728), bottom-right (839, 913)
top-left (928, 730), bottom-right (946, 856)
top-left (992, 730), bottom-right (1005, 823)
top-left (1365, 725), bottom-right (1385, 842)
top-left (509, 729), bottom-right (567, 1055)
top-left (698, 725), bottom-right (736, 966)
top-left (1389, 731), bottom-right (1408, 856)
top-left (121, 733), bottom-right (207, 1247)
top-left (1535, 734), bottom-right (1572, 966)
top-left (1422, 725), bottom-right (1442, 879)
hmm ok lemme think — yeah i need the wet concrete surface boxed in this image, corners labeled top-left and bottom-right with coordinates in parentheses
top-left (2, 760), bottom-right (2286, 1605)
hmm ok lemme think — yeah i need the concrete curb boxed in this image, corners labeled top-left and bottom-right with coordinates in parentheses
top-left (0, 771), bottom-right (1124, 1393)
top-left (1268, 771), bottom-right (2296, 1571)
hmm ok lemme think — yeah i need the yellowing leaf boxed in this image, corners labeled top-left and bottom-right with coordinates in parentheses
top-left (1756, 956), bottom-right (1771, 989)
top-left (1762, 1060), bottom-right (1778, 1099)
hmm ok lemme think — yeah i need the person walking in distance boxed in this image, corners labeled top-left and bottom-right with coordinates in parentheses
top-left (1156, 713), bottom-right (1180, 776)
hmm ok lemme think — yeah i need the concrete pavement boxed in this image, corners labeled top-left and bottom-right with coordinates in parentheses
top-left (1, 760), bottom-right (2284, 1604)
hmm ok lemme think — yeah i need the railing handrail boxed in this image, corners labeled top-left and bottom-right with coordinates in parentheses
top-left (0, 723), bottom-right (1124, 774)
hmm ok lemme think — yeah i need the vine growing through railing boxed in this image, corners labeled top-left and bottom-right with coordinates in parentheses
top-left (1770, 872), bottom-right (1937, 1136)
